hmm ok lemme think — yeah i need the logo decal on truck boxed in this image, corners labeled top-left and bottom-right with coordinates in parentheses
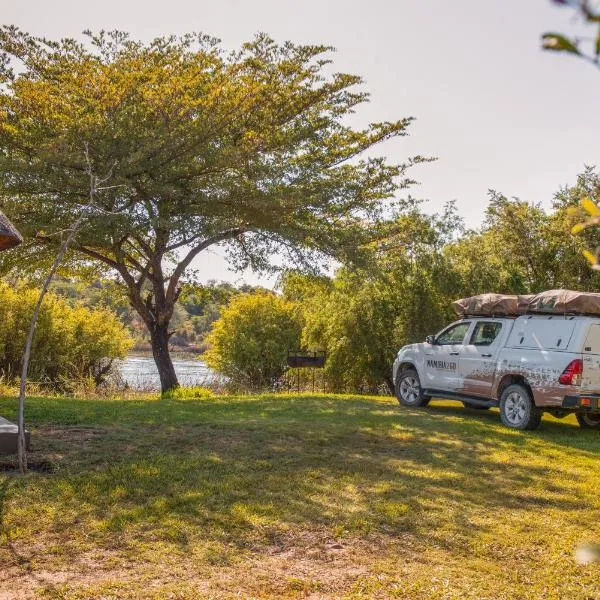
top-left (426, 359), bottom-right (457, 371)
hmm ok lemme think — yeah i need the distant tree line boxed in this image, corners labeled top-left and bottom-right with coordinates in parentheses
top-left (206, 168), bottom-right (600, 393)
top-left (48, 278), bottom-right (267, 353)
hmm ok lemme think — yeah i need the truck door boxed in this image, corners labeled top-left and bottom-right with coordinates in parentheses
top-left (423, 321), bottom-right (472, 391)
top-left (458, 320), bottom-right (505, 397)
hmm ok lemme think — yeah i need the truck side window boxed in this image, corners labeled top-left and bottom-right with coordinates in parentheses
top-left (470, 322), bottom-right (502, 346)
top-left (436, 322), bottom-right (471, 345)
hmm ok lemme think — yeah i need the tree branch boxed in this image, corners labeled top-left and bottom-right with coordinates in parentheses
top-left (165, 227), bottom-right (246, 305)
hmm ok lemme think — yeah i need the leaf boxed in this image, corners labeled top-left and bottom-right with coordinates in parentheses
top-left (541, 33), bottom-right (581, 54)
top-left (580, 197), bottom-right (600, 216)
top-left (583, 5), bottom-right (600, 23)
top-left (583, 249), bottom-right (597, 265)
top-left (571, 223), bottom-right (587, 234)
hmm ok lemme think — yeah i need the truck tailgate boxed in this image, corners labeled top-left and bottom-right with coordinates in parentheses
top-left (581, 323), bottom-right (600, 394)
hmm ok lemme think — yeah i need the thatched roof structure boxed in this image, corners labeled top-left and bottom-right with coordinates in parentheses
top-left (0, 210), bottom-right (22, 251)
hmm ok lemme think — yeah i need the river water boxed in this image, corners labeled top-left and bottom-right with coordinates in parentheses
top-left (118, 354), bottom-right (218, 390)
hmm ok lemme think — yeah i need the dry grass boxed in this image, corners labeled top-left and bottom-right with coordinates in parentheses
top-left (0, 393), bottom-right (598, 599)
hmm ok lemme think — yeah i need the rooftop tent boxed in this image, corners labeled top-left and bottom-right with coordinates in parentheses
top-left (528, 289), bottom-right (600, 316)
top-left (453, 290), bottom-right (600, 318)
top-left (452, 293), bottom-right (532, 318)
top-left (0, 210), bottom-right (22, 251)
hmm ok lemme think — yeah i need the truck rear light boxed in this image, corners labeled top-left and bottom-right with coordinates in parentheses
top-left (581, 397), bottom-right (592, 407)
top-left (559, 359), bottom-right (583, 385)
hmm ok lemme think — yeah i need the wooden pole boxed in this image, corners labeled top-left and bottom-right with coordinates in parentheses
top-left (17, 214), bottom-right (86, 472)
top-left (17, 147), bottom-right (116, 473)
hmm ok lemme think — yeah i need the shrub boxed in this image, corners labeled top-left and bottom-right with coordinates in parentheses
top-left (204, 292), bottom-right (302, 389)
top-left (0, 283), bottom-right (132, 386)
top-left (161, 386), bottom-right (214, 401)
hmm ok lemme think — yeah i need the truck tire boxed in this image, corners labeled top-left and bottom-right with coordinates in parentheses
top-left (499, 384), bottom-right (542, 430)
top-left (396, 368), bottom-right (430, 407)
top-left (576, 413), bottom-right (600, 429)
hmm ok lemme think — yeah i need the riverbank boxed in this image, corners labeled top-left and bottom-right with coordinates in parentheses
top-left (0, 394), bottom-right (598, 598)
top-left (130, 343), bottom-right (206, 356)
top-left (118, 354), bottom-right (219, 391)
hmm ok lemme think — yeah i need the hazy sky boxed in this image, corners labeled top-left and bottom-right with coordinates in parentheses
top-left (4, 0), bottom-right (599, 285)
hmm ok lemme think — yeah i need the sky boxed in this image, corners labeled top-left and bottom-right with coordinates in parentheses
top-left (3, 0), bottom-right (600, 286)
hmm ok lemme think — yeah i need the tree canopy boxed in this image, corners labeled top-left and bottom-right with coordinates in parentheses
top-left (0, 27), bottom-right (424, 391)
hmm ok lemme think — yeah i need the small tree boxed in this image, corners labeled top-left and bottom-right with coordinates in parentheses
top-left (0, 28), bottom-right (425, 392)
top-left (289, 207), bottom-right (459, 393)
top-left (204, 293), bottom-right (302, 389)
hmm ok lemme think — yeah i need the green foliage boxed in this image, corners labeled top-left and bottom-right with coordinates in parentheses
top-left (288, 206), bottom-right (458, 394)
top-left (0, 283), bottom-right (131, 386)
top-left (552, 168), bottom-right (600, 272)
top-left (204, 292), bottom-right (303, 389)
top-left (317, 274), bottom-right (446, 394)
top-left (541, 32), bottom-right (581, 54)
top-left (542, 5), bottom-right (600, 271)
top-left (543, 2), bottom-right (600, 65)
top-left (282, 179), bottom-right (600, 393)
top-left (161, 386), bottom-right (214, 401)
top-left (446, 190), bottom-right (600, 294)
top-left (175, 282), bottom-right (269, 347)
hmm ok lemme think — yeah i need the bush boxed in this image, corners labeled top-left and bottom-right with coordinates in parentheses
top-left (204, 292), bottom-right (302, 389)
top-left (161, 386), bottom-right (214, 401)
top-left (0, 283), bottom-right (132, 386)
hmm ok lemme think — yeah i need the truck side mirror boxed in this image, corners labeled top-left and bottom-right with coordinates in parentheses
top-left (425, 335), bottom-right (436, 345)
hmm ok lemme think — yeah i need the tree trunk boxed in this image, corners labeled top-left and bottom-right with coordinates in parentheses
top-left (149, 322), bottom-right (179, 393)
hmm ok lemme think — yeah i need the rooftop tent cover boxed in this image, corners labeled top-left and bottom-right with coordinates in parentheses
top-left (0, 210), bottom-right (22, 251)
top-left (452, 293), bottom-right (532, 318)
top-left (527, 289), bottom-right (600, 316)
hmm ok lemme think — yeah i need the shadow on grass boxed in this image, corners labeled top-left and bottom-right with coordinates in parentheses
top-left (0, 393), bottom-right (595, 567)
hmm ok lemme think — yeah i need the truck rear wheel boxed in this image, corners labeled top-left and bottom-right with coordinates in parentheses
top-left (499, 384), bottom-right (542, 430)
top-left (576, 413), bottom-right (600, 429)
top-left (396, 369), bottom-right (430, 407)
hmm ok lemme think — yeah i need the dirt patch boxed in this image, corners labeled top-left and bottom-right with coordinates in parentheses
top-left (33, 426), bottom-right (106, 444)
top-left (0, 532), bottom-right (411, 599)
top-left (0, 426), bottom-right (107, 474)
top-left (0, 460), bottom-right (55, 473)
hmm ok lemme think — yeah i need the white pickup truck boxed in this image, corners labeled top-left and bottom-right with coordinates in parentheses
top-left (392, 313), bottom-right (600, 430)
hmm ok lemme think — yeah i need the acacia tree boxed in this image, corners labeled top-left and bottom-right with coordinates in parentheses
top-left (0, 28), bottom-right (424, 392)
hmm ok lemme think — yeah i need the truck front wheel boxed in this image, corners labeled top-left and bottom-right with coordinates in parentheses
top-left (396, 369), bottom-right (430, 407)
top-left (499, 384), bottom-right (542, 430)
top-left (576, 413), bottom-right (600, 429)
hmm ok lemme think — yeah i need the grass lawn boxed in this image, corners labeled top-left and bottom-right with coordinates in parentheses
top-left (0, 393), bottom-right (599, 599)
